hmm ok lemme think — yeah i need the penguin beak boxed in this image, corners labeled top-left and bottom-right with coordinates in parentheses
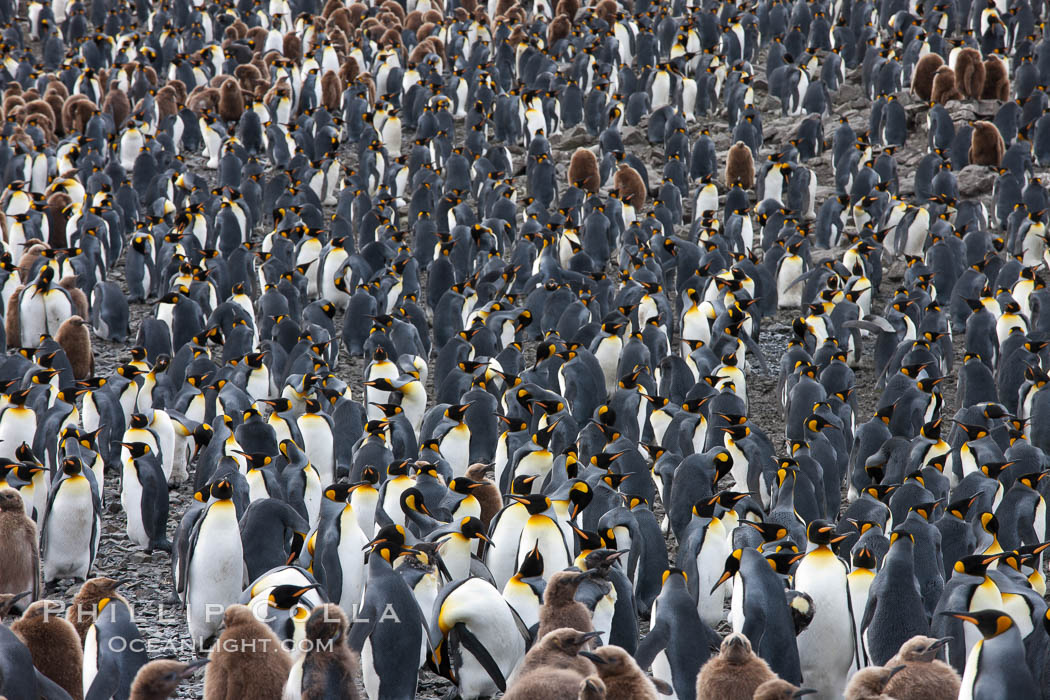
top-left (829, 534), bottom-right (849, 544)
top-left (578, 651), bottom-right (607, 665)
top-left (886, 665), bottom-right (906, 681)
top-left (928, 637), bottom-right (952, 651)
top-left (506, 495), bottom-right (530, 506)
top-left (182, 658), bottom-right (210, 676)
top-left (711, 569), bottom-right (733, 593)
top-left (9, 590), bottom-right (32, 605)
top-left (941, 611), bottom-right (979, 625)
top-left (580, 630), bottom-right (603, 644)
top-left (792, 690), bottom-right (817, 698)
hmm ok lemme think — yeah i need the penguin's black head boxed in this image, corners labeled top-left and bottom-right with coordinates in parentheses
top-left (61, 456), bottom-right (83, 476)
top-left (517, 542), bottom-right (545, 578)
top-left (766, 550), bottom-right (805, 575)
top-left (267, 583), bottom-right (318, 610)
top-left (400, 487), bottom-right (431, 516)
top-left (208, 479), bottom-right (233, 501)
top-left (121, 441), bottom-right (152, 460)
top-left (387, 460), bottom-right (410, 478)
top-left (712, 549), bottom-right (743, 593)
top-left (509, 474), bottom-right (537, 495)
top-left (889, 529), bottom-right (915, 546)
top-left (445, 403), bottom-right (471, 421)
top-left (743, 520), bottom-right (790, 545)
top-left (806, 519), bottom-right (846, 547)
top-left (567, 481), bottom-right (593, 519)
top-left (459, 517), bottom-right (490, 543)
top-left (979, 511), bottom-right (1000, 534)
top-left (508, 493), bottom-right (551, 515)
top-left (941, 610), bottom-right (1017, 639)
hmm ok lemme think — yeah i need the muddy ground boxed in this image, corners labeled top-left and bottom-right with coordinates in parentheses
top-left (34, 61), bottom-right (990, 699)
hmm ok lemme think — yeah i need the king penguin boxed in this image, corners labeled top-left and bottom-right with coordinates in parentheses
top-left (794, 520), bottom-right (855, 699)
top-left (182, 479), bottom-right (246, 648)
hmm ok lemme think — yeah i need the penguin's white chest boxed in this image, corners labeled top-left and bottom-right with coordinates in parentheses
top-left (120, 465), bottom-right (148, 548)
top-left (43, 477), bottom-right (96, 580)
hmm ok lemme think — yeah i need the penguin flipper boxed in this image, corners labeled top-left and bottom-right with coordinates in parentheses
top-left (845, 316), bottom-right (896, 334)
top-left (35, 669), bottom-right (73, 700)
top-left (783, 266), bottom-right (825, 291)
top-left (738, 328), bottom-right (770, 374)
top-left (346, 600), bottom-right (379, 652)
top-left (31, 535), bottom-right (41, 601)
top-left (178, 509), bottom-right (208, 597)
top-left (507, 602), bottom-right (534, 649)
top-left (85, 646), bottom-right (122, 700)
top-left (740, 609), bottom-right (767, 656)
top-left (634, 617), bottom-right (670, 669)
top-left (450, 621), bottom-right (508, 692)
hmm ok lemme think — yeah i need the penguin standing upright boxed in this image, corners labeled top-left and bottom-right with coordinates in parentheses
top-left (713, 548), bottom-right (803, 684)
top-left (347, 528), bottom-right (427, 699)
top-left (10, 599), bottom-right (83, 700)
top-left (636, 568), bottom-right (720, 700)
top-left (860, 531), bottom-right (930, 665)
top-left (0, 487), bottom-right (39, 610)
top-left (943, 610), bottom-right (1038, 699)
top-left (282, 604), bottom-right (359, 700)
top-left (794, 521), bottom-right (854, 699)
top-left (182, 479), bottom-right (246, 647)
top-left (82, 593), bottom-right (149, 700)
top-left (203, 605), bottom-right (292, 699)
top-left (119, 441), bottom-right (171, 552)
top-left (969, 121), bottom-right (1005, 166)
top-left (40, 456), bottom-right (101, 584)
top-left (726, 142), bottom-right (755, 189)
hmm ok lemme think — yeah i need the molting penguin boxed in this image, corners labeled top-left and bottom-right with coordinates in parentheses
top-left (129, 658), bottom-right (209, 700)
top-left (569, 149), bottom-right (601, 193)
top-left (981, 56), bottom-right (1010, 101)
top-left (54, 315), bottom-right (93, 379)
top-left (203, 604), bottom-right (292, 700)
top-left (537, 569), bottom-right (598, 639)
top-left (726, 142), bottom-right (755, 190)
top-left (10, 599), bottom-right (83, 700)
top-left (930, 66), bottom-right (963, 104)
top-left (0, 487), bottom-right (39, 610)
top-left (911, 53), bottom-right (944, 101)
top-left (579, 645), bottom-right (670, 699)
top-left (969, 121), bottom-right (1005, 167)
top-left (882, 635), bottom-right (960, 700)
top-left (282, 603), bottom-right (359, 700)
top-left (613, 165), bottom-right (647, 211)
top-left (844, 665), bottom-right (904, 700)
top-left (694, 632), bottom-right (776, 700)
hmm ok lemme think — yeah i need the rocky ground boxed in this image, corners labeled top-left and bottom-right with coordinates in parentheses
top-left (37, 61), bottom-right (987, 699)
